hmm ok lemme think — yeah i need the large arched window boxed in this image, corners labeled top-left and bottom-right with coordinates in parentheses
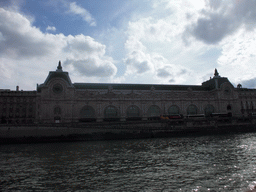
top-left (104, 106), bottom-right (118, 118)
top-left (147, 105), bottom-right (161, 117)
top-left (187, 104), bottom-right (198, 115)
top-left (204, 104), bottom-right (214, 116)
top-left (80, 106), bottom-right (95, 118)
top-left (127, 105), bottom-right (140, 117)
top-left (168, 105), bottom-right (180, 115)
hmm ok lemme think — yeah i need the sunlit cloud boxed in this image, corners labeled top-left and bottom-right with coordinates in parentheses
top-left (68, 2), bottom-right (96, 26)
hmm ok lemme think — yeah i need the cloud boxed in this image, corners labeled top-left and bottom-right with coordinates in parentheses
top-left (68, 2), bottom-right (96, 26)
top-left (124, 50), bottom-right (153, 74)
top-left (64, 58), bottom-right (117, 77)
top-left (122, 7), bottom-right (193, 84)
top-left (65, 35), bottom-right (105, 58)
top-left (0, 8), bottom-right (65, 59)
top-left (156, 66), bottom-right (189, 84)
top-left (0, 7), bottom-right (116, 89)
top-left (46, 26), bottom-right (56, 32)
top-left (184, 0), bottom-right (256, 44)
top-left (216, 27), bottom-right (256, 86)
top-left (156, 68), bottom-right (171, 78)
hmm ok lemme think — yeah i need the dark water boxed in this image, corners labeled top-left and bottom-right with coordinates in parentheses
top-left (1, 133), bottom-right (256, 191)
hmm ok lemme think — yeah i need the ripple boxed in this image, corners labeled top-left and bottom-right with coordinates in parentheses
top-left (1, 132), bottom-right (256, 191)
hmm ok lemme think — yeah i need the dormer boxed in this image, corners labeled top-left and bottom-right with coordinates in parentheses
top-left (37, 61), bottom-right (74, 95)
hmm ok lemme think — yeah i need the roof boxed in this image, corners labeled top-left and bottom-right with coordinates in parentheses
top-left (202, 77), bottom-right (232, 90)
top-left (43, 71), bottom-right (73, 86)
top-left (73, 83), bottom-right (209, 91)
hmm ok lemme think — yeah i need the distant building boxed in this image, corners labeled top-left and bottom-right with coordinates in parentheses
top-left (0, 62), bottom-right (255, 124)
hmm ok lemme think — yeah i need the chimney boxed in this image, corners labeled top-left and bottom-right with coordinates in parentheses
top-left (16, 86), bottom-right (19, 91)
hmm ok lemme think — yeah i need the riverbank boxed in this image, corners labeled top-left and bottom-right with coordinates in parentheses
top-left (1, 118), bottom-right (256, 144)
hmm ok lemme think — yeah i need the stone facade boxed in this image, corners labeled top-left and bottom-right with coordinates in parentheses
top-left (1, 62), bottom-right (256, 124)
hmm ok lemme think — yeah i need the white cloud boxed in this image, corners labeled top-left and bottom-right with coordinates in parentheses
top-left (69, 2), bottom-right (96, 26)
top-left (46, 26), bottom-right (56, 32)
top-left (122, 1), bottom-right (199, 85)
top-left (0, 7), bottom-right (115, 89)
top-left (0, 8), bottom-right (64, 59)
top-left (120, 0), bottom-right (256, 87)
top-left (217, 28), bottom-right (256, 86)
top-left (64, 58), bottom-right (117, 77)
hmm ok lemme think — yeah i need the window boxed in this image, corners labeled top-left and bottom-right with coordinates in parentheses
top-left (127, 105), bottom-right (140, 117)
top-left (147, 105), bottom-right (161, 117)
top-left (187, 104), bottom-right (198, 115)
top-left (105, 106), bottom-right (118, 118)
top-left (168, 105), bottom-right (180, 115)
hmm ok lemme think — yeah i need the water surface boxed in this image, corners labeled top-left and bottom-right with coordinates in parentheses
top-left (1, 132), bottom-right (256, 191)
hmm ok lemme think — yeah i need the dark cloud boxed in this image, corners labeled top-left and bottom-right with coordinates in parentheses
top-left (169, 79), bottom-right (175, 83)
top-left (184, 0), bottom-right (256, 44)
top-left (207, 0), bottom-right (222, 10)
top-left (157, 68), bottom-right (171, 78)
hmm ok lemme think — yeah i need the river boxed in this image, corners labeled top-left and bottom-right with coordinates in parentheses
top-left (1, 132), bottom-right (256, 191)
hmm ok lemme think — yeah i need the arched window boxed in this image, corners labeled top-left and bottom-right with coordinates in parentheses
top-left (147, 105), bottom-right (161, 117)
top-left (227, 105), bottom-right (232, 111)
top-left (204, 104), bottom-right (214, 116)
top-left (187, 104), bottom-right (198, 115)
top-left (80, 106), bottom-right (95, 118)
top-left (54, 106), bottom-right (61, 115)
top-left (105, 106), bottom-right (118, 118)
top-left (127, 105), bottom-right (140, 117)
top-left (168, 105), bottom-right (180, 115)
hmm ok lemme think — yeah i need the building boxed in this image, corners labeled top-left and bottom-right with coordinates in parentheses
top-left (1, 61), bottom-right (256, 124)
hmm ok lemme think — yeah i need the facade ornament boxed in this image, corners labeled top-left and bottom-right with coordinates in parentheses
top-left (56, 61), bottom-right (63, 72)
top-left (214, 68), bottom-right (220, 78)
top-left (237, 84), bottom-right (242, 88)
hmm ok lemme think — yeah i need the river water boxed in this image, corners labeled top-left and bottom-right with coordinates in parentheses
top-left (1, 132), bottom-right (256, 191)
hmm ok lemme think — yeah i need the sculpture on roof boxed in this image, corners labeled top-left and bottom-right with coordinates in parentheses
top-left (214, 68), bottom-right (220, 77)
top-left (213, 68), bottom-right (220, 78)
top-left (57, 61), bottom-right (63, 72)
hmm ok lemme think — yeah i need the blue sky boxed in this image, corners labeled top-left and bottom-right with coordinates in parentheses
top-left (0, 0), bottom-right (256, 90)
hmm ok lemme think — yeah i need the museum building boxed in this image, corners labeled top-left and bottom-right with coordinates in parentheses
top-left (0, 61), bottom-right (256, 124)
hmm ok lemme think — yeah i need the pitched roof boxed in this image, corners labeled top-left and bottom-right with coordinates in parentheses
top-left (73, 83), bottom-right (208, 91)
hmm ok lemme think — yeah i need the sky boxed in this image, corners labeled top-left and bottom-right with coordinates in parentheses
top-left (0, 0), bottom-right (256, 90)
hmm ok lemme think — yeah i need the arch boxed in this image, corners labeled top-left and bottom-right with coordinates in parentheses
top-left (127, 105), bottom-right (140, 117)
top-left (227, 104), bottom-right (232, 111)
top-left (80, 105), bottom-right (95, 118)
top-left (204, 104), bottom-right (214, 117)
top-left (104, 105), bottom-right (119, 118)
top-left (147, 105), bottom-right (161, 117)
top-left (187, 104), bottom-right (198, 115)
top-left (168, 105), bottom-right (180, 115)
